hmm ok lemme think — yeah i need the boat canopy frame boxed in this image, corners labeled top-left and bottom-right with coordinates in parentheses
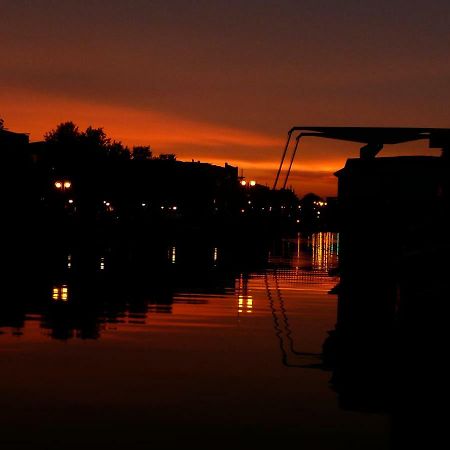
top-left (273, 126), bottom-right (450, 190)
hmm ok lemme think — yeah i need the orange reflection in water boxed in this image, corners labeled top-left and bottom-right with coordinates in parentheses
top-left (236, 274), bottom-right (253, 314)
top-left (311, 232), bottom-right (339, 271)
top-left (52, 285), bottom-right (69, 302)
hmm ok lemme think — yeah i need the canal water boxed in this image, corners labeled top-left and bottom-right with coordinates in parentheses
top-left (0, 233), bottom-right (390, 449)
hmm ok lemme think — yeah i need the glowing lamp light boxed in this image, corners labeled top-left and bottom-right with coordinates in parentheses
top-left (249, 180), bottom-right (256, 186)
top-left (240, 180), bottom-right (247, 186)
top-left (54, 180), bottom-right (71, 190)
top-left (68, 199), bottom-right (74, 204)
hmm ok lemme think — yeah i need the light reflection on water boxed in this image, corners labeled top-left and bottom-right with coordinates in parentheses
top-left (2, 232), bottom-right (339, 340)
top-left (51, 284), bottom-right (69, 302)
top-left (0, 232), bottom-right (390, 449)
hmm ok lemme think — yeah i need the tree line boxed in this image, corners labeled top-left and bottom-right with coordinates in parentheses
top-left (0, 117), bottom-right (176, 161)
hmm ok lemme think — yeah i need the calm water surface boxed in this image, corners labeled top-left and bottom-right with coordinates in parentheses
top-left (0, 233), bottom-right (389, 449)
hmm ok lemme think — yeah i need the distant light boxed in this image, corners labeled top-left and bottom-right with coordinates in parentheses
top-left (63, 181), bottom-right (71, 189)
top-left (68, 199), bottom-right (74, 204)
top-left (249, 180), bottom-right (256, 186)
top-left (105, 202), bottom-right (111, 207)
top-left (103, 200), bottom-right (107, 204)
top-left (241, 209), bottom-right (245, 213)
top-left (54, 181), bottom-right (62, 189)
top-left (161, 206), bottom-right (164, 209)
top-left (240, 180), bottom-right (247, 186)
top-left (172, 206), bottom-right (177, 210)
top-left (296, 219), bottom-right (300, 223)
top-left (141, 203), bottom-right (146, 207)
top-left (248, 200), bottom-right (251, 204)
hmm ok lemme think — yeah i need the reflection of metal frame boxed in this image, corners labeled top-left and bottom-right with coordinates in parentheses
top-left (265, 270), bottom-right (322, 368)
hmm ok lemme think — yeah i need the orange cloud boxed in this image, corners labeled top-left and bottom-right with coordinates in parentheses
top-left (1, 87), bottom-right (281, 149)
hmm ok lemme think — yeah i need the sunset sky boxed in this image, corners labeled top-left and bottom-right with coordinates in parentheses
top-left (1, 0), bottom-right (449, 196)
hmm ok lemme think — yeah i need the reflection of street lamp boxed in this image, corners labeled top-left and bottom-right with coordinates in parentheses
top-left (52, 285), bottom-right (69, 302)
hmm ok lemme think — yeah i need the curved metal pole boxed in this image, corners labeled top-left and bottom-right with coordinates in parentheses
top-left (273, 130), bottom-right (293, 190)
top-left (282, 133), bottom-right (316, 190)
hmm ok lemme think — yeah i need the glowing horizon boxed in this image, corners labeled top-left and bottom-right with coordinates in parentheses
top-left (1, 87), bottom-right (350, 196)
top-left (2, 1), bottom-right (449, 196)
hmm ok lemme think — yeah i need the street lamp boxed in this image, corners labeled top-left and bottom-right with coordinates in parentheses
top-left (54, 180), bottom-right (72, 191)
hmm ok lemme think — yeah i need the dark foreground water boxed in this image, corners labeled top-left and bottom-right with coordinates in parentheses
top-left (0, 233), bottom-right (390, 449)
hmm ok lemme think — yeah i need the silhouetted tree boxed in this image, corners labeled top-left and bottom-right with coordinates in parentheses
top-left (45, 121), bottom-right (81, 146)
top-left (109, 141), bottom-right (131, 160)
top-left (45, 122), bottom-right (130, 162)
top-left (132, 145), bottom-right (152, 160)
top-left (82, 126), bottom-right (111, 149)
top-left (158, 153), bottom-right (176, 161)
top-left (302, 193), bottom-right (322, 204)
top-left (0, 118), bottom-right (4, 130)
top-left (300, 192), bottom-right (323, 230)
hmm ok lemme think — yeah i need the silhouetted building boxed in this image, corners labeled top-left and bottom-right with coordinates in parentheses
top-left (335, 156), bottom-right (449, 282)
top-left (0, 128), bottom-right (29, 147)
top-left (321, 134), bottom-right (449, 430)
top-left (5, 125), bottom-right (300, 240)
